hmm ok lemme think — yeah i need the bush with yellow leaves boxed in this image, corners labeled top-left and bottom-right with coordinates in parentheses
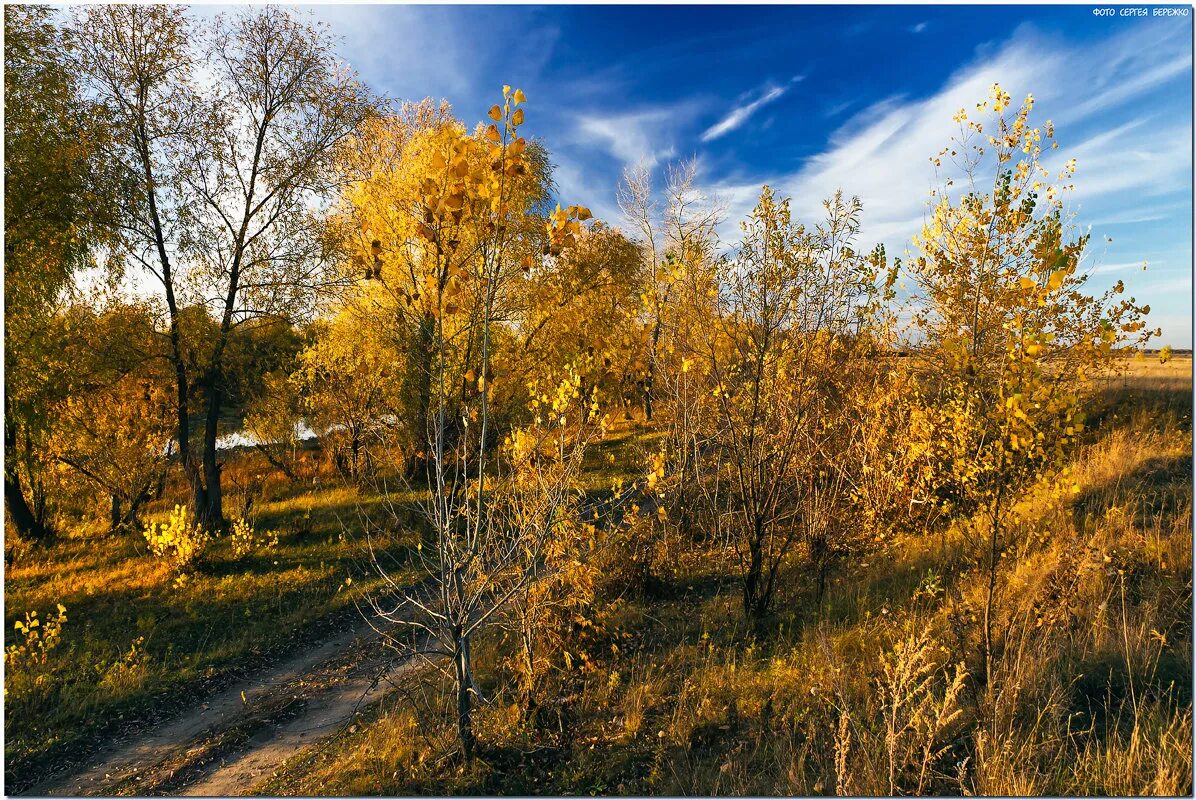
top-left (228, 516), bottom-right (279, 559)
top-left (5, 604), bottom-right (68, 672)
top-left (143, 504), bottom-right (209, 577)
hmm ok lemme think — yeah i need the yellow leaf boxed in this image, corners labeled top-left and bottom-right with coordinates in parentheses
top-left (485, 123), bottom-right (501, 142)
top-left (511, 108), bottom-right (524, 126)
top-left (512, 88), bottom-right (526, 104)
top-left (488, 104), bottom-right (502, 121)
top-left (502, 84), bottom-right (511, 97)
top-left (576, 206), bottom-right (592, 221)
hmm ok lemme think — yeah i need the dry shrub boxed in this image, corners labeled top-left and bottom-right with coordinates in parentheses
top-left (830, 624), bottom-right (968, 796)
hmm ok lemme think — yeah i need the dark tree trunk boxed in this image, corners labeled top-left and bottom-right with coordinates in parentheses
top-left (743, 534), bottom-right (765, 620)
top-left (454, 630), bottom-right (476, 761)
top-left (110, 494), bottom-right (122, 532)
top-left (643, 310), bottom-right (663, 421)
top-left (406, 314), bottom-right (437, 479)
top-left (4, 422), bottom-right (49, 541)
top-left (196, 372), bottom-right (225, 530)
top-left (350, 431), bottom-right (361, 482)
top-left (4, 468), bottom-right (49, 542)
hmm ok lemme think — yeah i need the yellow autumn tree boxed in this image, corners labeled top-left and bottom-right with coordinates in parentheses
top-left (512, 220), bottom-right (646, 415)
top-left (334, 100), bottom-right (553, 465)
top-left (905, 84), bottom-right (1156, 692)
top-left (354, 89), bottom-right (605, 761)
top-left (675, 187), bottom-right (887, 624)
top-left (292, 304), bottom-right (403, 484)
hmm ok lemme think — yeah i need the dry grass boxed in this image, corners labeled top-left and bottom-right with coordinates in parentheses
top-left (3, 418), bottom-right (654, 791)
top-left (2, 446), bottom-right (420, 790)
top-left (257, 358), bottom-right (1191, 796)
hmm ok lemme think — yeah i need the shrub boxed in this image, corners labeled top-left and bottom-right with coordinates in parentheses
top-left (5, 604), bottom-right (68, 672)
top-left (143, 504), bottom-right (209, 578)
top-left (228, 516), bottom-right (278, 559)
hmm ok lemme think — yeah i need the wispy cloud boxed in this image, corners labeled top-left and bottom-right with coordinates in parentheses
top-left (701, 78), bottom-right (802, 142)
top-left (823, 99), bottom-right (856, 119)
top-left (705, 22), bottom-right (1191, 249)
top-left (909, 21), bottom-right (929, 34)
top-left (1087, 259), bottom-right (1154, 275)
top-left (574, 107), bottom-right (682, 167)
top-left (698, 21), bottom-right (1190, 342)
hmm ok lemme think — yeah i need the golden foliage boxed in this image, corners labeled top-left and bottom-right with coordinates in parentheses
top-left (143, 505), bottom-right (209, 580)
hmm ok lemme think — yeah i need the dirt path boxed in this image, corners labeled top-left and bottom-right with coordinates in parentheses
top-left (22, 613), bottom-right (402, 797)
top-left (179, 651), bottom-right (426, 797)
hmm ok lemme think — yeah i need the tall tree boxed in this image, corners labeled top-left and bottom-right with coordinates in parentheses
top-left (905, 85), bottom-right (1155, 693)
top-left (617, 160), bottom-right (722, 420)
top-left (4, 6), bottom-right (111, 540)
top-left (360, 90), bottom-right (603, 760)
top-left (72, 6), bottom-right (375, 527)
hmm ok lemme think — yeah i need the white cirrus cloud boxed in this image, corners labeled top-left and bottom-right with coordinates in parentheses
top-left (704, 22), bottom-right (1191, 250)
top-left (701, 77), bottom-right (803, 142)
top-left (573, 106), bottom-right (690, 168)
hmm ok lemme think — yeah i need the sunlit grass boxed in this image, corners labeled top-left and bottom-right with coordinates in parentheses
top-left (3, 419), bottom-right (662, 789)
top-left (259, 362), bottom-right (1192, 796)
top-left (2, 449), bottom-right (421, 789)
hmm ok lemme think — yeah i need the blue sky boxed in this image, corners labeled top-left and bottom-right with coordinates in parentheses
top-left (295, 3), bottom-right (1192, 346)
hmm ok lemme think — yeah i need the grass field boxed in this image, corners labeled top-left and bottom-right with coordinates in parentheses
top-left (2, 448), bottom-right (420, 789)
top-left (4, 358), bottom-right (1191, 795)
top-left (254, 357), bottom-right (1193, 796)
top-left (3, 422), bottom-right (655, 791)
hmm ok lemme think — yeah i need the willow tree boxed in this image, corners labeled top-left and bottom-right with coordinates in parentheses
top-left (72, 6), bottom-right (376, 527)
top-left (46, 302), bottom-right (175, 531)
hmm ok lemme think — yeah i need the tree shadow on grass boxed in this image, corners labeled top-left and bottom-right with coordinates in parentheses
top-left (1072, 453), bottom-right (1193, 530)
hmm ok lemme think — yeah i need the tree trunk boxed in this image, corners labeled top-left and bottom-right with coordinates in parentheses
top-left (123, 482), bottom-right (154, 529)
top-left (110, 494), bottom-right (122, 532)
top-left (4, 420), bottom-right (49, 540)
top-left (197, 376), bottom-right (225, 529)
top-left (4, 467), bottom-right (49, 542)
top-left (983, 514), bottom-right (1000, 697)
top-left (351, 431), bottom-right (361, 482)
top-left (743, 530), bottom-right (765, 621)
top-left (520, 617), bottom-right (538, 712)
top-left (454, 630), bottom-right (477, 761)
top-left (405, 314), bottom-right (437, 479)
